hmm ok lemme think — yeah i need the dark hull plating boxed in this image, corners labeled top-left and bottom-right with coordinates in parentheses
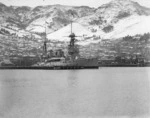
top-left (0, 66), bottom-right (99, 70)
top-left (0, 58), bottom-right (99, 69)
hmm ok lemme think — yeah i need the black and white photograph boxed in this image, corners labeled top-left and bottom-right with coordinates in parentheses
top-left (0, 0), bottom-right (150, 117)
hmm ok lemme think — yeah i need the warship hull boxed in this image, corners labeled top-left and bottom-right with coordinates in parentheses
top-left (0, 58), bottom-right (99, 70)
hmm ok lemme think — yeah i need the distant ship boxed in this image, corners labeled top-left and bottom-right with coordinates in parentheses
top-left (33, 21), bottom-right (99, 69)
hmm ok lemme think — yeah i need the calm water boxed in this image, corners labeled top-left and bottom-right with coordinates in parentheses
top-left (0, 68), bottom-right (150, 118)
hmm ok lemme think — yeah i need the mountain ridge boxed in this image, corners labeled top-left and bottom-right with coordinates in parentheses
top-left (0, 0), bottom-right (150, 40)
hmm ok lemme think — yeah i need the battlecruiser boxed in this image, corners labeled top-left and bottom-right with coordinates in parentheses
top-left (33, 22), bottom-right (99, 69)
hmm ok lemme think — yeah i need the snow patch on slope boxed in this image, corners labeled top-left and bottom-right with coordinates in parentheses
top-left (103, 15), bottom-right (150, 39)
top-left (47, 23), bottom-right (92, 41)
top-left (26, 18), bottom-right (46, 32)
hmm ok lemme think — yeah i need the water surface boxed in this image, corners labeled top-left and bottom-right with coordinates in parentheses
top-left (0, 68), bottom-right (150, 118)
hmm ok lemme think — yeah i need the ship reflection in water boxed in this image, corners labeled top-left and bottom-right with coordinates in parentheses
top-left (0, 68), bottom-right (150, 118)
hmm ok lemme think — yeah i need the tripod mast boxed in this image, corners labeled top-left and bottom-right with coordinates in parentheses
top-left (43, 21), bottom-right (47, 54)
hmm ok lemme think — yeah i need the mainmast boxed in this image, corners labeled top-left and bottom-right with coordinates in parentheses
top-left (43, 21), bottom-right (47, 54)
top-left (68, 21), bottom-right (79, 61)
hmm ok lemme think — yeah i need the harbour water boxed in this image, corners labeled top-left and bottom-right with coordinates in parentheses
top-left (0, 68), bottom-right (150, 118)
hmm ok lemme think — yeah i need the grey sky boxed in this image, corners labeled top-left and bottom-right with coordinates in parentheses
top-left (0, 0), bottom-right (150, 8)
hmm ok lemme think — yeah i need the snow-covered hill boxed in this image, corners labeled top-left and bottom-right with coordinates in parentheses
top-left (78, 0), bottom-right (150, 29)
top-left (47, 15), bottom-right (150, 44)
top-left (0, 0), bottom-right (150, 44)
top-left (25, 5), bottom-right (94, 33)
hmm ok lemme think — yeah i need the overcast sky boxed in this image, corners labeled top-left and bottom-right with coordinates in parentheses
top-left (0, 0), bottom-right (150, 8)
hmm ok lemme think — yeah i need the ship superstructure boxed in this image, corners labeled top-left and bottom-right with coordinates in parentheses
top-left (33, 21), bottom-right (99, 69)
